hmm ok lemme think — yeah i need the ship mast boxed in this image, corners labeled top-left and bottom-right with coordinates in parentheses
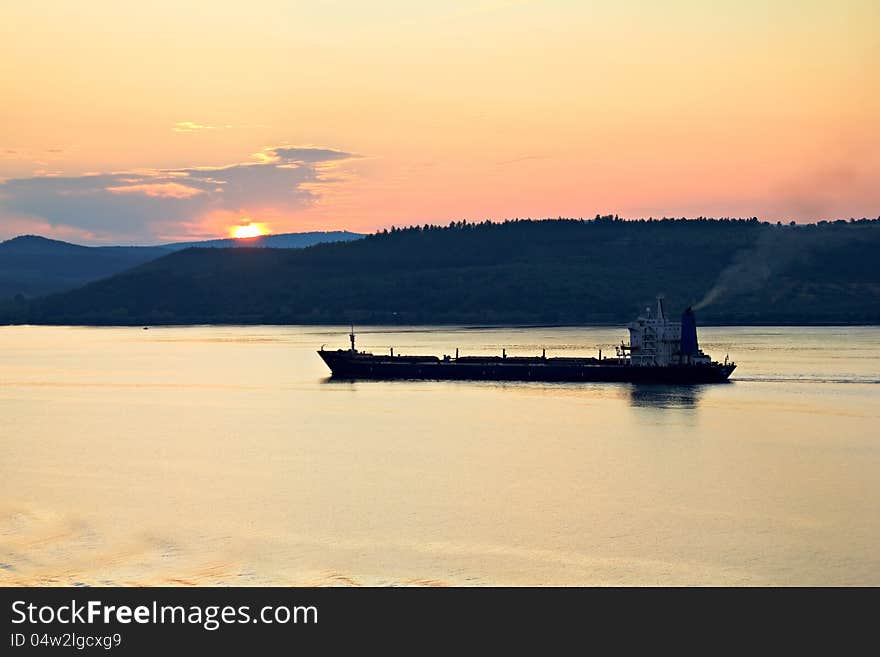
top-left (349, 325), bottom-right (356, 353)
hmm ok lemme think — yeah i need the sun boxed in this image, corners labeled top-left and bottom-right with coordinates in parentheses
top-left (230, 222), bottom-right (268, 239)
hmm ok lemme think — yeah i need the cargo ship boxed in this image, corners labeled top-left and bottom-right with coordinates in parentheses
top-left (318, 298), bottom-right (736, 384)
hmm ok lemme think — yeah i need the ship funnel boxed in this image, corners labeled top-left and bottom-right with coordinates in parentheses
top-left (680, 307), bottom-right (699, 356)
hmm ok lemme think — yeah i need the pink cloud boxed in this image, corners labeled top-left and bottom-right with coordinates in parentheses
top-left (105, 182), bottom-right (206, 199)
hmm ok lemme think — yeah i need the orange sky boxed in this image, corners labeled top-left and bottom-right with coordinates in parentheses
top-left (1, 0), bottom-right (878, 243)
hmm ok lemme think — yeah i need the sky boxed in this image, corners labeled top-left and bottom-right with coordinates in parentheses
top-left (1, 0), bottom-right (878, 244)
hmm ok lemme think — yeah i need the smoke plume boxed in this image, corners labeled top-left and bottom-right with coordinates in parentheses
top-left (694, 230), bottom-right (777, 310)
top-left (694, 225), bottom-right (855, 311)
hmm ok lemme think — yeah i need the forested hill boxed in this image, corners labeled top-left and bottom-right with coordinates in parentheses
top-left (4, 217), bottom-right (880, 326)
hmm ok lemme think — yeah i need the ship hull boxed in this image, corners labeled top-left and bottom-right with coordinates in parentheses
top-left (318, 351), bottom-right (735, 384)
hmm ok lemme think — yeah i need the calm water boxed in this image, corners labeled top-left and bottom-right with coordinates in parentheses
top-left (1, 325), bottom-right (878, 586)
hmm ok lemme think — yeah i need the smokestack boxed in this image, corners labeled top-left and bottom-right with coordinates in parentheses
top-left (680, 307), bottom-right (699, 356)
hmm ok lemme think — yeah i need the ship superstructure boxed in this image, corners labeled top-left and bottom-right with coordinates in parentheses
top-left (620, 298), bottom-right (711, 367)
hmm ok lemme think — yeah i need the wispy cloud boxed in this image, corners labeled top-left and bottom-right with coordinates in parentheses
top-left (496, 154), bottom-right (549, 166)
top-left (253, 146), bottom-right (354, 164)
top-left (105, 182), bottom-right (207, 199)
top-left (1, 147), bottom-right (67, 162)
top-left (172, 121), bottom-right (232, 133)
top-left (0, 146), bottom-right (361, 243)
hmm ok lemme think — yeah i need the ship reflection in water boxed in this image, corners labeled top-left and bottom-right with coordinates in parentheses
top-left (322, 377), bottom-right (707, 409)
top-left (627, 384), bottom-right (705, 409)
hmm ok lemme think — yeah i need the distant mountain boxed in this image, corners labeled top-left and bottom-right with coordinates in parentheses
top-left (161, 231), bottom-right (363, 250)
top-left (7, 218), bottom-right (880, 326)
top-left (0, 235), bottom-right (170, 300)
top-left (0, 231), bottom-right (364, 301)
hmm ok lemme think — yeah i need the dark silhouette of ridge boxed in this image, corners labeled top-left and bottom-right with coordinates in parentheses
top-left (3, 235), bottom-right (91, 253)
top-left (0, 231), bottom-right (364, 301)
top-left (161, 230), bottom-right (362, 250)
top-left (0, 235), bottom-right (170, 300)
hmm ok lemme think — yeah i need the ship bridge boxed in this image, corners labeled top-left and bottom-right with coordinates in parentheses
top-left (622, 298), bottom-right (710, 366)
